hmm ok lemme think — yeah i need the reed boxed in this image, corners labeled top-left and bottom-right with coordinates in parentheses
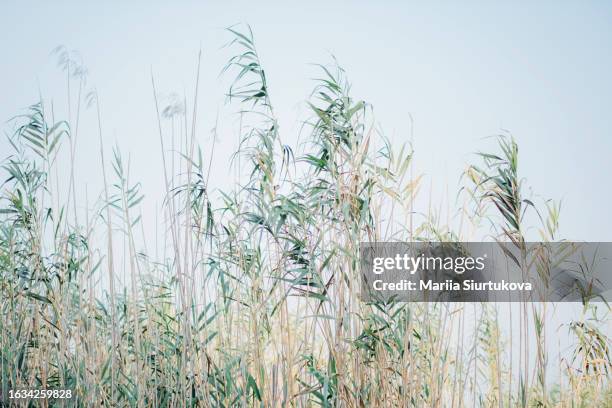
top-left (0, 25), bottom-right (610, 407)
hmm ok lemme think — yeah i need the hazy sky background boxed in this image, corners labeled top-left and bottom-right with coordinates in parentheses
top-left (1, 1), bottom-right (612, 241)
top-left (2, 2), bottom-right (612, 384)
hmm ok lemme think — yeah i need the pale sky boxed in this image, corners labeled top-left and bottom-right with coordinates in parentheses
top-left (1, 1), bottom-right (612, 241)
top-left (2, 2), bottom-right (612, 385)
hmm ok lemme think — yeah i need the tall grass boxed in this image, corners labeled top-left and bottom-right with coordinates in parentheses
top-left (0, 26), bottom-right (610, 407)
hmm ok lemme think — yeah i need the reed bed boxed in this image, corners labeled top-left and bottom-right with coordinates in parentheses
top-left (0, 26), bottom-right (610, 407)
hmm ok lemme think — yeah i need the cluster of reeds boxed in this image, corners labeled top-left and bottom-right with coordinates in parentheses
top-left (0, 26), bottom-right (610, 407)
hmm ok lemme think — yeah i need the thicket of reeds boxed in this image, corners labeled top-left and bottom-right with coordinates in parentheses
top-left (1, 26), bottom-right (610, 407)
